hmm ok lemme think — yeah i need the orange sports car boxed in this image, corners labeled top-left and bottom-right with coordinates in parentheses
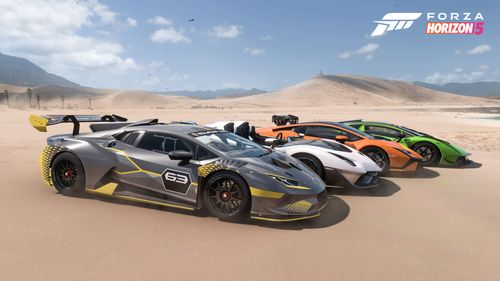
top-left (257, 117), bottom-right (423, 175)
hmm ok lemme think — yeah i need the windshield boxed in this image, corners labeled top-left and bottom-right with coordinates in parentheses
top-left (195, 131), bottom-right (269, 158)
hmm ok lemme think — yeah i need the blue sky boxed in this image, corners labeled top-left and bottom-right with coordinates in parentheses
top-left (1, 0), bottom-right (499, 91)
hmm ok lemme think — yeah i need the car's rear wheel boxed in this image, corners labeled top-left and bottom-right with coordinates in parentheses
top-left (51, 152), bottom-right (86, 196)
top-left (292, 153), bottom-right (324, 179)
top-left (361, 147), bottom-right (390, 176)
top-left (203, 172), bottom-right (250, 221)
top-left (412, 142), bottom-right (440, 166)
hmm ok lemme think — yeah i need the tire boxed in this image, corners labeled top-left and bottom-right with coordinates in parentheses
top-left (203, 171), bottom-right (250, 221)
top-left (51, 152), bottom-right (86, 196)
top-left (361, 147), bottom-right (390, 176)
top-left (292, 153), bottom-right (325, 179)
top-left (412, 142), bottom-right (440, 166)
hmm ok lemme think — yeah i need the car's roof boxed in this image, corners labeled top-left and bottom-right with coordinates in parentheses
top-left (127, 123), bottom-right (217, 135)
top-left (300, 121), bottom-right (358, 131)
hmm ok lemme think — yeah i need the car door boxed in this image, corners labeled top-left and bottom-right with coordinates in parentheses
top-left (112, 131), bottom-right (202, 204)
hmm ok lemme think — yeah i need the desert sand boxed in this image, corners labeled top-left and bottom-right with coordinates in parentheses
top-left (0, 102), bottom-right (499, 281)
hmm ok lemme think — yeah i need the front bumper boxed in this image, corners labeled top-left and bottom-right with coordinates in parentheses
top-left (394, 156), bottom-right (422, 172)
top-left (323, 168), bottom-right (378, 189)
top-left (250, 189), bottom-right (328, 222)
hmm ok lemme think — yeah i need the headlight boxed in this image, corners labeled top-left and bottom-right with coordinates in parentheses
top-left (329, 152), bottom-right (356, 166)
top-left (395, 147), bottom-right (412, 157)
top-left (267, 174), bottom-right (310, 190)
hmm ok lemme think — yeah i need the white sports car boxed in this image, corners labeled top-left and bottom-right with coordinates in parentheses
top-left (207, 121), bottom-right (382, 188)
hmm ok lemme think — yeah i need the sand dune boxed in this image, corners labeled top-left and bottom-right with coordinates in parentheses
top-left (224, 75), bottom-right (494, 107)
top-left (1, 75), bottom-right (497, 110)
top-left (96, 91), bottom-right (196, 109)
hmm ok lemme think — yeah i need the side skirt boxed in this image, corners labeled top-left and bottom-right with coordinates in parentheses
top-left (86, 183), bottom-right (195, 211)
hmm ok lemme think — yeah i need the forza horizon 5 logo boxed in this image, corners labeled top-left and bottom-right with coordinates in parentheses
top-left (371, 12), bottom-right (484, 36)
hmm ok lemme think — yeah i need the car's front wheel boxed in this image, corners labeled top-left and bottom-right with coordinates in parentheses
top-left (361, 147), bottom-right (390, 176)
top-left (203, 171), bottom-right (250, 221)
top-left (412, 142), bottom-right (440, 166)
top-left (51, 152), bottom-right (86, 196)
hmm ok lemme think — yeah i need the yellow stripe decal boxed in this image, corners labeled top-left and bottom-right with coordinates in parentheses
top-left (249, 187), bottom-right (284, 199)
top-left (285, 185), bottom-right (311, 190)
top-left (105, 147), bottom-right (162, 176)
top-left (114, 195), bottom-right (194, 211)
top-left (251, 213), bottom-right (320, 222)
top-left (85, 183), bottom-right (118, 196)
top-left (86, 183), bottom-right (194, 211)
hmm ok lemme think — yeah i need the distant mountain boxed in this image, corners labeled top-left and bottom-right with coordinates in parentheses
top-left (414, 81), bottom-right (500, 97)
top-left (0, 52), bottom-right (79, 88)
top-left (160, 88), bottom-right (267, 99)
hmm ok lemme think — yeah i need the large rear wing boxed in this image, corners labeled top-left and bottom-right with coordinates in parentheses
top-left (272, 114), bottom-right (299, 126)
top-left (29, 114), bottom-right (128, 135)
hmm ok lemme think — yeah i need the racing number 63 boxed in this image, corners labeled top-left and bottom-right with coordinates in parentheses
top-left (164, 171), bottom-right (189, 184)
top-left (161, 169), bottom-right (192, 194)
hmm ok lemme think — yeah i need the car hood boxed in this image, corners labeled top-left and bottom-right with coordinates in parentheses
top-left (237, 151), bottom-right (325, 191)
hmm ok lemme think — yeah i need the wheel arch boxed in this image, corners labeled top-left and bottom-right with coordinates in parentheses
top-left (290, 152), bottom-right (325, 178)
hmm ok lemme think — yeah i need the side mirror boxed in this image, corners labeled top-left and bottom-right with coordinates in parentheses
top-left (335, 135), bottom-right (349, 143)
top-left (298, 133), bottom-right (305, 137)
top-left (168, 150), bottom-right (193, 164)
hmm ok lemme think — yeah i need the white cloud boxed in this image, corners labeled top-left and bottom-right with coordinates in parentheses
top-left (86, 0), bottom-right (117, 24)
top-left (0, 0), bottom-right (140, 82)
top-left (148, 16), bottom-right (172, 26)
top-left (244, 48), bottom-right (265, 56)
top-left (338, 43), bottom-right (379, 60)
top-left (425, 69), bottom-right (487, 85)
top-left (478, 64), bottom-right (489, 70)
top-left (150, 28), bottom-right (190, 43)
top-left (168, 73), bottom-right (190, 81)
top-left (209, 25), bottom-right (242, 39)
top-left (454, 67), bottom-right (463, 73)
top-left (126, 17), bottom-right (137, 27)
top-left (148, 60), bottom-right (164, 69)
top-left (465, 44), bottom-right (491, 55)
top-left (261, 34), bottom-right (273, 40)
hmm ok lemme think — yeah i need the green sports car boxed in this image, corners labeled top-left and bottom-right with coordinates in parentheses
top-left (341, 120), bottom-right (471, 166)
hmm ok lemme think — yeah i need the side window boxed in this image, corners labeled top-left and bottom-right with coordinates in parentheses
top-left (292, 126), bottom-right (308, 134)
top-left (195, 145), bottom-right (217, 161)
top-left (305, 126), bottom-right (361, 141)
top-left (365, 126), bottom-right (402, 138)
top-left (115, 131), bottom-right (140, 146)
top-left (305, 126), bottom-right (341, 139)
top-left (137, 133), bottom-right (195, 154)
